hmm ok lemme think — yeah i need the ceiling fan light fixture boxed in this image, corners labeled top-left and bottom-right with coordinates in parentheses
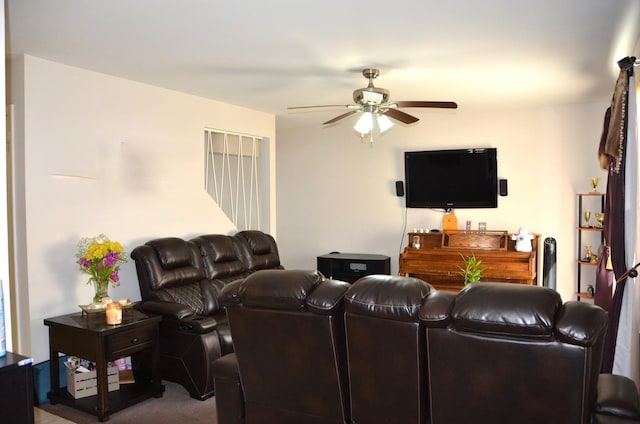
top-left (376, 114), bottom-right (394, 133)
top-left (353, 111), bottom-right (374, 134)
top-left (354, 87), bottom-right (390, 105)
top-left (362, 90), bottom-right (384, 104)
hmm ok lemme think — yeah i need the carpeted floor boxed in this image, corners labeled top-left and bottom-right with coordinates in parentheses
top-left (38, 381), bottom-right (217, 424)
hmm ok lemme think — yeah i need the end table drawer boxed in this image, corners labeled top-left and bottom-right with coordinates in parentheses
top-left (107, 325), bottom-right (155, 357)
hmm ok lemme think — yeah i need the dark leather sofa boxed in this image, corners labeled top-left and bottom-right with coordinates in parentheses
top-left (130, 230), bottom-right (282, 400)
top-left (213, 272), bottom-right (640, 424)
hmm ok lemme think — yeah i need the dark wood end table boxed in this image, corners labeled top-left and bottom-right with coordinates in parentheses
top-left (45, 308), bottom-right (163, 421)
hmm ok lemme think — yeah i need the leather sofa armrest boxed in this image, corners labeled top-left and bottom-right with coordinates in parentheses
top-left (176, 315), bottom-right (220, 334)
top-left (556, 301), bottom-right (608, 347)
top-left (141, 300), bottom-right (219, 334)
top-left (218, 279), bottom-right (244, 307)
top-left (418, 290), bottom-right (456, 328)
top-left (595, 374), bottom-right (640, 422)
top-left (212, 353), bottom-right (240, 381)
top-left (212, 353), bottom-right (245, 424)
top-left (140, 300), bottom-right (195, 319)
top-left (307, 279), bottom-right (351, 314)
top-left (592, 414), bottom-right (640, 424)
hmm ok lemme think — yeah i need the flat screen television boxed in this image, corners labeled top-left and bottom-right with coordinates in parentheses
top-left (404, 148), bottom-right (498, 209)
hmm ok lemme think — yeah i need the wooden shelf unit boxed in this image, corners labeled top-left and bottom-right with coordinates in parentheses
top-left (576, 192), bottom-right (605, 300)
top-left (399, 231), bottom-right (538, 292)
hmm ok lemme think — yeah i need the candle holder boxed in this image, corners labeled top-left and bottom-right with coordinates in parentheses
top-left (105, 302), bottom-right (123, 325)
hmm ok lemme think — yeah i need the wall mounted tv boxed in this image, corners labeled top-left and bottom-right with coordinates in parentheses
top-left (404, 148), bottom-right (498, 209)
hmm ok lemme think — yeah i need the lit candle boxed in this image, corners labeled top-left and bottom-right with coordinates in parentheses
top-left (105, 302), bottom-right (123, 325)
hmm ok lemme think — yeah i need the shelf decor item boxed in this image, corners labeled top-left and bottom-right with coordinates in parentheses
top-left (584, 211), bottom-right (592, 227)
top-left (591, 177), bottom-right (600, 192)
top-left (76, 234), bottom-right (128, 304)
top-left (584, 244), bottom-right (593, 262)
top-left (105, 302), bottom-right (123, 325)
top-left (595, 212), bottom-right (605, 228)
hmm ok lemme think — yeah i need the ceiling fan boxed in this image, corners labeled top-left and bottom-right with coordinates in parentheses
top-left (288, 68), bottom-right (458, 140)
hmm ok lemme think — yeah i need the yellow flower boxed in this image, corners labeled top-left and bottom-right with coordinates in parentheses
top-left (76, 234), bottom-right (128, 288)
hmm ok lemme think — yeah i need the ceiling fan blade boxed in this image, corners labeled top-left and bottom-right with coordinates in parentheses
top-left (393, 101), bottom-right (458, 109)
top-left (323, 110), bottom-right (358, 125)
top-left (384, 108), bottom-right (419, 124)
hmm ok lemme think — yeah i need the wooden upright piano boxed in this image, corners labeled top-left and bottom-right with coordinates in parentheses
top-left (399, 230), bottom-right (538, 292)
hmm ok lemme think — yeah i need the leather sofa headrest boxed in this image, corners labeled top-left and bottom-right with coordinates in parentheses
top-left (147, 237), bottom-right (193, 269)
top-left (219, 269), bottom-right (350, 315)
top-left (451, 282), bottom-right (562, 340)
top-left (345, 275), bottom-right (433, 322)
top-left (194, 234), bottom-right (238, 262)
top-left (238, 230), bottom-right (272, 254)
top-left (239, 269), bottom-right (324, 310)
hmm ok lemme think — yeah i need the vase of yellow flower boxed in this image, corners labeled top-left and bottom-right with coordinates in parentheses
top-left (76, 234), bottom-right (128, 304)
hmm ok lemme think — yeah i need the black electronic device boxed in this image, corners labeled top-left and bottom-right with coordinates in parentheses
top-left (404, 148), bottom-right (498, 209)
top-left (317, 253), bottom-right (391, 283)
top-left (542, 237), bottom-right (557, 290)
top-left (499, 179), bottom-right (508, 196)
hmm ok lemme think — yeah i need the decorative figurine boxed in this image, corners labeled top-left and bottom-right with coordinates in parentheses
top-left (595, 212), bottom-right (605, 228)
top-left (512, 228), bottom-right (534, 252)
top-left (584, 211), bottom-right (592, 227)
top-left (584, 244), bottom-right (593, 262)
top-left (591, 177), bottom-right (600, 193)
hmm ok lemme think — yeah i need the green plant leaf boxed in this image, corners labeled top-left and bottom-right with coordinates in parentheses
top-left (459, 253), bottom-right (486, 285)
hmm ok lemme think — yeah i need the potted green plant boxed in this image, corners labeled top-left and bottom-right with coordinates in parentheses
top-left (459, 253), bottom-right (486, 285)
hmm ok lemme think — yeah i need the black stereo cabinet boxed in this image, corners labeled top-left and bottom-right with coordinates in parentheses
top-left (317, 253), bottom-right (391, 283)
top-left (0, 351), bottom-right (35, 424)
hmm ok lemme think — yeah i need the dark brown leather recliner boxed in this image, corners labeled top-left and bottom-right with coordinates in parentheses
top-left (131, 237), bottom-right (234, 400)
top-left (419, 282), bottom-right (640, 424)
top-left (233, 230), bottom-right (284, 272)
top-left (213, 269), bottom-right (351, 424)
top-left (344, 274), bottom-right (434, 424)
top-left (190, 234), bottom-right (253, 285)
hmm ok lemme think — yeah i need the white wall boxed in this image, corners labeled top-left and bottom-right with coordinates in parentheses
top-left (8, 55), bottom-right (276, 362)
top-left (276, 102), bottom-right (610, 303)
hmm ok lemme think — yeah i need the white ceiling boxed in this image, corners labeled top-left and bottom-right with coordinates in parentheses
top-left (6, 0), bottom-right (640, 128)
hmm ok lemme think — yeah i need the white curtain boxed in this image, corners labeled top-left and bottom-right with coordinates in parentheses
top-left (613, 73), bottom-right (639, 386)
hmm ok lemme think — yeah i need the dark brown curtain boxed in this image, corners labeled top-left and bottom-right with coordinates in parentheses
top-left (595, 60), bottom-right (632, 373)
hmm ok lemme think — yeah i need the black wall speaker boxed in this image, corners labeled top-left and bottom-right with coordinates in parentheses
top-left (499, 179), bottom-right (508, 196)
top-left (395, 181), bottom-right (404, 197)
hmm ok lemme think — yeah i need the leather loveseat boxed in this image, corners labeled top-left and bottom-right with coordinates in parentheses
top-left (131, 230), bottom-right (282, 400)
top-left (212, 272), bottom-right (640, 424)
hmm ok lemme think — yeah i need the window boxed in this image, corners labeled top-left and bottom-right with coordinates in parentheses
top-left (204, 129), bottom-right (269, 231)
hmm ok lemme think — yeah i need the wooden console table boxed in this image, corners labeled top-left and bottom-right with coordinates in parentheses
top-left (399, 231), bottom-right (538, 292)
top-left (45, 309), bottom-right (163, 422)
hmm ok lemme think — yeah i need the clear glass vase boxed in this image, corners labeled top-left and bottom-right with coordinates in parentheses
top-left (93, 280), bottom-right (109, 304)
